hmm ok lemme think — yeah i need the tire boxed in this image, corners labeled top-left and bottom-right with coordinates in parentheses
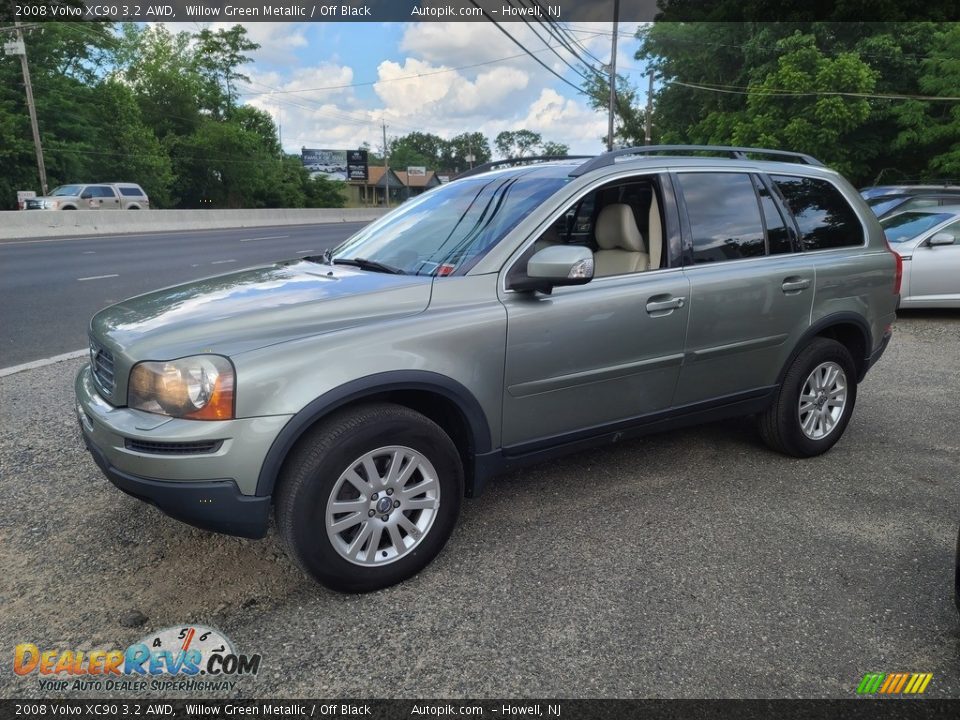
top-left (275, 403), bottom-right (463, 592)
top-left (758, 337), bottom-right (858, 458)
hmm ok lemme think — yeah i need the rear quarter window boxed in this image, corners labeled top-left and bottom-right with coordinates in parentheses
top-left (771, 175), bottom-right (864, 250)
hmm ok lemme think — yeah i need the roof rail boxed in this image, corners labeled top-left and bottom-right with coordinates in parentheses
top-left (569, 145), bottom-right (823, 177)
top-left (455, 155), bottom-right (592, 180)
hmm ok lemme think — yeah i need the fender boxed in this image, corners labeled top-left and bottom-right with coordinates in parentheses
top-left (254, 371), bottom-right (493, 497)
top-left (776, 312), bottom-right (873, 385)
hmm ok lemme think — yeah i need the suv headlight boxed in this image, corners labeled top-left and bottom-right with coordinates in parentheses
top-left (42, 200), bottom-right (58, 209)
top-left (128, 355), bottom-right (235, 420)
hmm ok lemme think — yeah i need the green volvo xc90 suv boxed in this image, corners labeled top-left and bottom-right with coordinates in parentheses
top-left (77, 146), bottom-right (899, 592)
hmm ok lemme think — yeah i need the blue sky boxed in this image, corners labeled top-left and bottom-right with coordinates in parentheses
top-left (205, 21), bottom-right (649, 158)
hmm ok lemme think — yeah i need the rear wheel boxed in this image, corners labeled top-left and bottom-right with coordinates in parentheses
top-left (275, 403), bottom-right (463, 592)
top-left (759, 337), bottom-right (857, 457)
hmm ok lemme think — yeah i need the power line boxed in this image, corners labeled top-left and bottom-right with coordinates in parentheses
top-left (467, 0), bottom-right (585, 95)
top-left (670, 79), bottom-right (960, 102)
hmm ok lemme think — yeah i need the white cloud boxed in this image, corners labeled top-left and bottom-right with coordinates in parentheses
top-left (234, 21), bottom-right (648, 157)
top-left (209, 22), bottom-right (308, 65)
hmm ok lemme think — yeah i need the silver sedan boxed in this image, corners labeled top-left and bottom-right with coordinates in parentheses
top-left (882, 205), bottom-right (960, 308)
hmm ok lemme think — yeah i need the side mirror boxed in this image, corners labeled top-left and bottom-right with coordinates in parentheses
top-left (508, 245), bottom-right (594, 293)
top-left (928, 232), bottom-right (955, 247)
top-left (80, 191), bottom-right (92, 199)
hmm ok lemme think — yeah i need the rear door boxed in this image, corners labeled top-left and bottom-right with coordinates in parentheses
top-left (673, 170), bottom-right (814, 406)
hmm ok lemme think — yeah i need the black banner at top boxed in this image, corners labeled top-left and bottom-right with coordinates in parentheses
top-left (3, 699), bottom-right (960, 720)
top-left (5, 0), bottom-right (958, 23)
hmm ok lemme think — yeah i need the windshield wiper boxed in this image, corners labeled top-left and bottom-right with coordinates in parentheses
top-left (332, 257), bottom-right (405, 274)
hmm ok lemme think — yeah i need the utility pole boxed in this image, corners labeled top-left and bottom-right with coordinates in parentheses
top-left (382, 121), bottom-right (390, 208)
top-left (606, 0), bottom-right (620, 152)
top-left (644, 69), bottom-right (654, 145)
top-left (10, 19), bottom-right (47, 195)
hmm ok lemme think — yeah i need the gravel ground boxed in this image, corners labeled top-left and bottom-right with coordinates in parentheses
top-left (1, 310), bottom-right (958, 699)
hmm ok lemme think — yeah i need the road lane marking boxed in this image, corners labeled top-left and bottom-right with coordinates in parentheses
top-left (239, 235), bottom-right (289, 242)
top-left (296, 249), bottom-right (314, 254)
top-left (0, 224), bottom-right (366, 246)
top-left (0, 348), bottom-right (87, 378)
top-left (77, 274), bottom-right (119, 281)
top-left (82, 251), bottom-right (95, 254)
top-left (211, 259), bottom-right (236, 265)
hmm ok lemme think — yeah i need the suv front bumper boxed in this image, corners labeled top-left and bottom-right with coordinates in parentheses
top-left (75, 365), bottom-right (291, 538)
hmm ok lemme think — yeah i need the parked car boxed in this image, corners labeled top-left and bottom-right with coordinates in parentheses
top-left (860, 183), bottom-right (960, 201)
top-left (866, 192), bottom-right (960, 219)
top-left (881, 206), bottom-right (960, 308)
top-left (76, 145), bottom-right (898, 592)
top-left (24, 183), bottom-right (149, 210)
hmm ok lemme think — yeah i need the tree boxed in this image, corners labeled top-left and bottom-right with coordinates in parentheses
top-left (632, 19), bottom-right (946, 184)
top-left (193, 26), bottom-right (260, 118)
top-left (725, 33), bottom-right (878, 178)
top-left (541, 141), bottom-right (571, 156)
top-left (444, 132), bottom-right (491, 169)
top-left (90, 81), bottom-right (174, 207)
top-left (116, 24), bottom-right (204, 139)
top-left (495, 129), bottom-right (543, 158)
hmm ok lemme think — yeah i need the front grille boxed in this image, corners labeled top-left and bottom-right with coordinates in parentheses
top-left (124, 439), bottom-right (223, 455)
top-left (89, 337), bottom-right (115, 395)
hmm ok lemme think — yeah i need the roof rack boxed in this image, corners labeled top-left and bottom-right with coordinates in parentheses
top-left (569, 145), bottom-right (823, 177)
top-left (455, 155), bottom-right (592, 180)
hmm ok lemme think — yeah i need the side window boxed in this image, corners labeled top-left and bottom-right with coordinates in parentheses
top-left (90, 186), bottom-right (115, 198)
top-left (754, 176), bottom-right (794, 254)
top-left (771, 175), bottom-right (864, 250)
top-left (936, 219), bottom-right (960, 243)
top-left (677, 172), bottom-right (765, 264)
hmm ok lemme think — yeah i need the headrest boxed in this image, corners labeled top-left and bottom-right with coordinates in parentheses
top-left (595, 203), bottom-right (646, 252)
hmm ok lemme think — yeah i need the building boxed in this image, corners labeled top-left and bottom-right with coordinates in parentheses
top-left (346, 167), bottom-right (442, 207)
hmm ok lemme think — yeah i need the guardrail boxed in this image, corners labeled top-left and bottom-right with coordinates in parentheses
top-left (0, 207), bottom-right (389, 241)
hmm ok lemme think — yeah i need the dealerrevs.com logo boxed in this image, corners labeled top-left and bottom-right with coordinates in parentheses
top-left (14, 625), bottom-right (261, 693)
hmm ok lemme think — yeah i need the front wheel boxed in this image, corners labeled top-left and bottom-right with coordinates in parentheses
top-left (758, 337), bottom-right (858, 457)
top-left (275, 403), bottom-right (463, 592)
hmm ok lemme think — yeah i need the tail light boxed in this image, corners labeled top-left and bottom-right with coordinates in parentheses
top-left (885, 238), bottom-right (902, 295)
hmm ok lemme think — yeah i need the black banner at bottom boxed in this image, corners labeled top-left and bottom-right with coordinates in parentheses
top-left (2, 700), bottom-right (960, 720)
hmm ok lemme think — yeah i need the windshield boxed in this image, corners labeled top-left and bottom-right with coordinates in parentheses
top-left (880, 211), bottom-right (953, 243)
top-left (50, 185), bottom-right (83, 196)
top-left (332, 172), bottom-right (569, 276)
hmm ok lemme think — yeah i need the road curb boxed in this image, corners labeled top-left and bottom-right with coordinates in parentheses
top-left (0, 348), bottom-right (87, 378)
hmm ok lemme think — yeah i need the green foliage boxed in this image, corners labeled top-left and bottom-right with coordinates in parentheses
top-left (385, 131), bottom-right (491, 171)
top-left (0, 22), bottom-right (322, 209)
top-left (632, 20), bottom-right (959, 185)
top-left (493, 130), bottom-right (571, 159)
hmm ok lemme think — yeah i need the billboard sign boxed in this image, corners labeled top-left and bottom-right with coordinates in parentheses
top-left (407, 166), bottom-right (426, 177)
top-left (302, 148), bottom-right (347, 181)
top-left (347, 150), bottom-right (369, 182)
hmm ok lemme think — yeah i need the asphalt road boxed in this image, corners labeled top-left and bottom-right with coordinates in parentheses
top-left (0, 310), bottom-right (958, 699)
top-left (0, 223), bottom-right (364, 367)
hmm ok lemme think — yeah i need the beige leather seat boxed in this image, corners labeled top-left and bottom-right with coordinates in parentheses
top-left (593, 203), bottom-right (649, 276)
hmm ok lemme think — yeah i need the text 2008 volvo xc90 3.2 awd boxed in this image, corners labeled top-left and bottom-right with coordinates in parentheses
top-left (77, 146), bottom-right (899, 592)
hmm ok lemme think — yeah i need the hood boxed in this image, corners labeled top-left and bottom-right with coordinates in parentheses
top-left (90, 259), bottom-right (433, 361)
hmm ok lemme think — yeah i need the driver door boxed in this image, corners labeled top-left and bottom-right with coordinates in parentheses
top-left (498, 175), bottom-right (688, 449)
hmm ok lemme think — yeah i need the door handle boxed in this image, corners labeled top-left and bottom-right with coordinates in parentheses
top-left (781, 277), bottom-right (811, 294)
top-left (646, 296), bottom-right (686, 314)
